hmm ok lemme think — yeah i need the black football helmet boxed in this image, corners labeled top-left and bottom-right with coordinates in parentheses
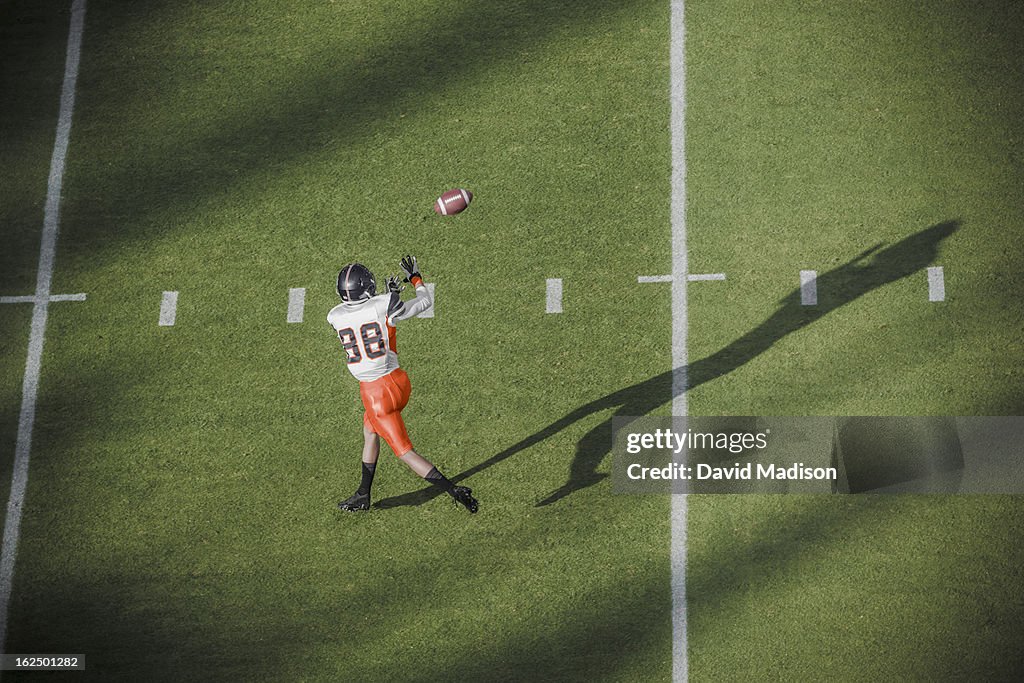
top-left (337, 263), bottom-right (376, 303)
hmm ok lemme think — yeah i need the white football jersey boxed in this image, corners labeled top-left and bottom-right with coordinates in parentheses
top-left (327, 284), bottom-right (432, 382)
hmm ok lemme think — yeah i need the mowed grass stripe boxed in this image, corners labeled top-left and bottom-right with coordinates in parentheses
top-left (686, 0), bottom-right (1024, 415)
top-left (0, 0), bottom-right (86, 657)
top-left (7, 1), bottom-right (674, 680)
top-left (686, 1), bottom-right (1024, 679)
top-left (0, 0), bottom-right (84, 554)
top-left (0, 0), bottom-right (75, 296)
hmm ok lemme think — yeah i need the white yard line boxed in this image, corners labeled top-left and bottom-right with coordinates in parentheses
top-left (287, 287), bottom-right (306, 323)
top-left (0, 0), bottom-right (87, 657)
top-left (545, 278), bottom-right (563, 314)
top-left (159, 291), bottom-right (179, 326)
top-left (670, 0), bottom-right (689, 680)
top-left (927, 266), bottom-right (945, 302)
top-left (639, 273), bottom-right (724, 283)
top-left (47, 293), bottom-right (87, 302)
top-left (800, 270), bottom-right (818, 306)
top-left (2, 294), bottom-right (87, 305)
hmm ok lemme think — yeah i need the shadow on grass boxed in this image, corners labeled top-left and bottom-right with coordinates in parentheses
top-left (376, 219), bottom-right (960, 509)
top-left (411, 569), bottom-right (670, 682)
top-left (46, 0), bottom-right (659, 259)
top-left (12, 467), bottom-right (1022, 681)
top-left (4, 570), bottom-right (290, 682)
top-left (683, 495), bottom-right (1024, 680)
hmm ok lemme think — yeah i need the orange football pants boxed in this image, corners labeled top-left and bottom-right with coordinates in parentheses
top-left (360, 368), bottom-right (414, 456)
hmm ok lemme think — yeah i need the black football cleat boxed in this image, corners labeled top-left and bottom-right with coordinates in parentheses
top-left (338, 492), bottom-right (370, 512)
top-left (450, 486), bottom-right (478, 513)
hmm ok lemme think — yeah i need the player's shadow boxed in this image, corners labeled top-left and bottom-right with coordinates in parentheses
top-left (375, 219), bottom-right (960, 509)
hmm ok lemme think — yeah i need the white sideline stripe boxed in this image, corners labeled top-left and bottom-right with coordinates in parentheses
top-left (639, 275), bottom-right (674, 283)
top-left (670, 1), bottom-right (689, 681)
top-left (927, 266), bottom-right (945, 302)
top-left (417, 283), bottom-right (436, 318)
top-left (287, 287), bottom-right (306, 323)
top-left (687, 273), bottom-right (725, 281)
top-left (546, 278), bottom-right (563, 313)
top-left (0, 0), bottom-right (87, 659)
top-left (159, 291), bottom-right (179, 326)
top-left (800, 270), bottom-right (818, 306)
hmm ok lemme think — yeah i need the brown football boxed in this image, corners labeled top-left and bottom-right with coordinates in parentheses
top-left (434, 188), bottom-right (473, 215)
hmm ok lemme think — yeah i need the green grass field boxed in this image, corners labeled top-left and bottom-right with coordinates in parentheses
top-left (2, 0), bottom-right (1023, 680)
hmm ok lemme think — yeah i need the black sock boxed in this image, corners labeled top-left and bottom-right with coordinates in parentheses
top-left (357, 461), bottom-right (377, 495)
top-left (424, 466), bottom-right (456, 494)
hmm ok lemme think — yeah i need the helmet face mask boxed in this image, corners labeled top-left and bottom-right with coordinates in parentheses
top-left (337, 263), bottom-right (376, 303)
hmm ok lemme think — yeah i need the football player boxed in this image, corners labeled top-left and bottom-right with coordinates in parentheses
top-left (329, 255), bottom-right (478, 513)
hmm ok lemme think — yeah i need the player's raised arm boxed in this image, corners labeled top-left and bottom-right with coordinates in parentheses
top-left (389, 255), bottom-right (432, 323)
top-left (400, 255), bottom-right (424, 288)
